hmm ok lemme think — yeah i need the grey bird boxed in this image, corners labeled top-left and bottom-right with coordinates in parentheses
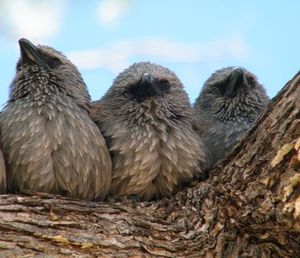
top-left (0, 38), bottom-right (112, 200)
top-left (90, 62), bottom-right (210, 201)
top-left (193, 66), bottom-right (269, 166)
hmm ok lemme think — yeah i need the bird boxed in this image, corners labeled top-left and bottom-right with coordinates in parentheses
top-left (193, 66), bottom-right (269, 166)
top-left (0, 148), bottom-right (6, 194)
top-left (90, 61), bottom-right (210, 201)
top-left (0, 38), bottom-right (112, 201)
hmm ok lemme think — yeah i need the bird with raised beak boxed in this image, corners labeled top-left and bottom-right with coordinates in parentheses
top-left (193, 66), bottom-right (269, 166)
top-left (90, 62), bottom-right (211, 201)
top-left (0, 38), bottom-right (112, 200)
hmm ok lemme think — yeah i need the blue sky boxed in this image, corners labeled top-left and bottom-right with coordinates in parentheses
top-left (0, 0), bottom-right (299, 108)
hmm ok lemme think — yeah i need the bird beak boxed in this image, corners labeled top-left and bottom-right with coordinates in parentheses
top-left (18, 38), bottom-right (49, 68)
top-left (140, 73), bottom-right (152, 83)
top-left (137, 73), bottom-right (162, 99)
top-left (225, 68), bottom-right (244, 98)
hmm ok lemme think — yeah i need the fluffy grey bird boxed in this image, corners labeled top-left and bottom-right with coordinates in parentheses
top-left (91, 62), bottom-right (210, 201)
top-left (0, 38), bottom-right (112, 200)
top-left (193, 66), bottom-right (269, 165)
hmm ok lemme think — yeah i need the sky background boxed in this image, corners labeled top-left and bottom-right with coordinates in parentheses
top-left (0, 0), bottom-right (299, 108)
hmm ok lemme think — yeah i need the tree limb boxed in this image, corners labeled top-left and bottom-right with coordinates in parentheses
top-left (0, 72), bottom-right (300, 257)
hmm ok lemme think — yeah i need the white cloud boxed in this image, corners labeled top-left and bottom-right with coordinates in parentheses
top-left (68, 37), bottom-right (248, 74)
top-left (96, 0), bottom-right (131, 28)
top-left (0, 0), bottom-right (67, 43)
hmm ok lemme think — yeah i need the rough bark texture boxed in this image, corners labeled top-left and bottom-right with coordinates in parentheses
top-left (0, 72), bottom-right (300, 257)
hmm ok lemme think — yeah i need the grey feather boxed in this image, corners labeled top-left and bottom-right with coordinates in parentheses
top-left (0, 38), bottom-right (112, 200)
top-left (193, 66), bottom-right (269, 166)
top-left (91, 62), bottom-right (211, 201)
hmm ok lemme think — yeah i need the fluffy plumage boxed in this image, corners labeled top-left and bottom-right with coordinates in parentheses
top-left (91, 62), bottom-right (210, 201)
top-left (193, 66), bottom-right (269, 165)
top-left (0, 38), bottom-right (112, 200)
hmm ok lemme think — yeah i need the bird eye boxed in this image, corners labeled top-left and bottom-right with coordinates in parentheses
top-left (210, 82), bottom-right (226, 95)
top-left (48, 57), bottom-right (62, 69)
top-left (247, 76), bottom-right (256, 86)
top-left (123, 87), bottom-right (135, 100)
top-left (123, 90), bottom-right (131, 99)
top-left (158, 79), bottom-right (170, 93)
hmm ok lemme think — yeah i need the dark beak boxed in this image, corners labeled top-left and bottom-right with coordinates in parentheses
top-left (225, 68), bottom-right (244, 98)
top-left (140, 73), bottom-right (161, 94)
top-left (134, 73), bottom-right (162, 101)
top-left (18, 38), bottom-right (49, 68)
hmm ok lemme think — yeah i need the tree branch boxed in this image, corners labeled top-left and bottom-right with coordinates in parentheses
top-left (1, 72), bottom-right (300, 257)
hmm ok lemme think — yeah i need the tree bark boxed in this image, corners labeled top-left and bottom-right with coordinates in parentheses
top-left (1, 72), bottom-right (300, 257)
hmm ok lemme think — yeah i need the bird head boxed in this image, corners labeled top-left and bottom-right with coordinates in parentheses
top-left (195, 66), bottom-right (269, 121)
top-left (9, 38), bottom-right (90, 110)
top-left (103, 62), bottom-right (192, 124)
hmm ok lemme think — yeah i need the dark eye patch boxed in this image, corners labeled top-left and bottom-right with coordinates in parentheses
top-left (246, 76), bottom-right (256, 87)
top-left (207, 81), bottom-right (227, 95)
top-left (122, 89), bottom-right (132, 99)
top-left (216, 82), bottom-right (227, 95)
top-left (157, 79), bottom-right (170, 93)
top-left (47, 57), bottom-right (62, 69)
top-left (122, 83), bottom-right (137, 100)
